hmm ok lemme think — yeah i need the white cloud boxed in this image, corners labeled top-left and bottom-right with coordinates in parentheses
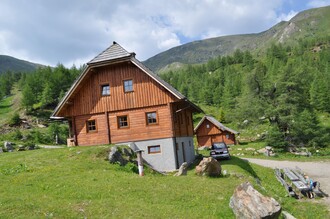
top-left (276, 10), bottom-right (298, 22)
top-left (0, 0), bottom-right (321, 67)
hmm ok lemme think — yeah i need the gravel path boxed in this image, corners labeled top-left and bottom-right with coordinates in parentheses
top-left (242, 158), bottom-right (330, 209)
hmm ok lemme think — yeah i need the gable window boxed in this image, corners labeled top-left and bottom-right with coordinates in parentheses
top-left (118, 115), bottom-right (129, 128)
top-left (86, 120), bottom-right (97, 133)
top-left (101, 84), bottom-right (110, 96)
top-left (148, 145), bottom-right (161, 154)
top-left (146, 112), bottom-right (157, 125)
top-left (124, 79), bottom-right (133, 92)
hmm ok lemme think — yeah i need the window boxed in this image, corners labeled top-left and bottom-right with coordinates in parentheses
top-left (206, 124), bottom-right (210, 128)
top-left (124, 79), bottom-right (133, 92)
top-left (226, 134), bottom-right (230, 139)
top-left (146, 112), bottom-right (157, 125)
top-left (86, 120), bottom-right (97, 132)
top-left (118, 115), bottom-right (129, 128)
top-left (101, 84), bottom-right (110, 96)
top-left (148, 145), bottom-right (161, 154)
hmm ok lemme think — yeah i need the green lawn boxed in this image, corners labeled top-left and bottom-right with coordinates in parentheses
top-left (0, 146), bottom-right (328, 218)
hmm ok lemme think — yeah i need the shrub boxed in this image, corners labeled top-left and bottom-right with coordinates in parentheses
top-left (9, 113), bottom-right (20, 126)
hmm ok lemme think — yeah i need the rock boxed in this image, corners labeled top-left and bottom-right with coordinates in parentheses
top-left (245, 148), bottom-right (255, 151)
top-left (282, 211), bottom-right (296, 219)
top-left (37, 124), bottom-right (47, 128)
top-left (229, 182), bottom-right (281, 219)
top-left (122, 147), bottom-right (134, 157)
top-left (4, 141), bottom-right (13, 152)
top-left (108, 146), bottom-right (127, 166)
top-left (0, 147), bottom-right (3, 153)
top-left (258, 147), bottom-right (276, 157)
top-left (17, 146), bottom-right (25, 151)
top-left (174, 162), bottom-right (188, 176)
top-left (195, 157), bottom-right (221, 177)
top-left (258, 148), bottom-right (267, 154)
top-left (265, 146), bottom-right (273, 150)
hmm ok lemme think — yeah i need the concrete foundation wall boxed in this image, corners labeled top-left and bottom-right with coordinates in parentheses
top-left (117, 136), bottom-right (196, 172)
top-left (175, 136), bottom-right (196, 166)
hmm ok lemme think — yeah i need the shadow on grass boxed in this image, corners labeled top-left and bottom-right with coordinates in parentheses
top-left (224, 156), bottom-right (260, 180)
top-left (0, 103), bottom-right (13, 110)
top-left (188, 155), bottom-right (260, 180)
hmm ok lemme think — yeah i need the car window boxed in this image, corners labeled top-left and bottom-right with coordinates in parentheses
top-left (213, 143), bottom-right (226, 149)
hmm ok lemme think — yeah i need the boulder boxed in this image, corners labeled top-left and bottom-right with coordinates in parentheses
top-left (122, 147), bottom-right (134, 157)
top-left (195, 157), bottom-right (221, 177)
top-left (174, 162), bottom-right (188, 176)
top-left (108, 146), bottom-right (127, 166)
top-left (229, 182), bottom-right (281, 219)
top-left (4, 141), bottom-right (13, 152)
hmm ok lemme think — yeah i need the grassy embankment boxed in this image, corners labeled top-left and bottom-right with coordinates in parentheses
top-left (0, 146), bottom-right (329, 218)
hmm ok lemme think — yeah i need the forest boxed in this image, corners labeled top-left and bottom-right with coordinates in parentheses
top-left (0, 35), bottom-right (329, 150)
top-left (160, 36), bottom-right (330, 149)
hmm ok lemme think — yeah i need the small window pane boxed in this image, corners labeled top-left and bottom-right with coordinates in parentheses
top-left (101, 85), bottom-right (110, 96)
top-left (124, 80), bottom-right (133, 92)
top-left (146, 112), bottom-right (157, 125)
top-left (118, 116), bottom-right (128, 128)
top-left (87, 120), bottom-right (97, 132)
top-left (148, 145), bottom-right (161, 154)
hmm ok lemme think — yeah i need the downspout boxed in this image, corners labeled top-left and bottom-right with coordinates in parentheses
top-left (169, 103), bottom-right (179, 169)
top-left (105, 111), bottom-right (111, 144)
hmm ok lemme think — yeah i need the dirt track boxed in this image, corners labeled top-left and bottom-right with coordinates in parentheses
top-left (242, 158), bottom-right (330, 210)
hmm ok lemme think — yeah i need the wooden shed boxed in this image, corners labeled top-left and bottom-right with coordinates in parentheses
top-left (194, 115), bottom-right (239, 147)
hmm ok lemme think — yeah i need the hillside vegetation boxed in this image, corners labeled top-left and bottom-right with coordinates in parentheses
top-left (160, 35), bottom-right (330, 152)
top-left (0, 55), bottom-right (41, 74)
top-left (144, 6), bottom-right (330, 72)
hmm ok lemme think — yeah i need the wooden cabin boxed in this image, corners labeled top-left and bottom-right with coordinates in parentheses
top-left (194, 115), bottom-right (239, 147)
top-left (51, 42), bottom-right (202, 171)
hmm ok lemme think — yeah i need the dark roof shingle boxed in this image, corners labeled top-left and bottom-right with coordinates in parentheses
top-left (88, 41), bottom-right (133, 64)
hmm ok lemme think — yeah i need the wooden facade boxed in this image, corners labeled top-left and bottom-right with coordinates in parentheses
top-left (51, 42), bottom-right (201, 170)
top-left (194, 115), bottom-right (239, 147)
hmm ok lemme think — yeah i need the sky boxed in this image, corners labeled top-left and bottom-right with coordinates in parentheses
top-left (0, 0), bottom-right (329, 67)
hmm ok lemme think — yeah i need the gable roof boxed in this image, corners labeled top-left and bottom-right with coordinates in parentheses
top-left (194, 115), bottom-right (239, 134)
top-left (88, 41), bottom-right (133, 64)
top-left (51, 42), bottom-right (202, 118)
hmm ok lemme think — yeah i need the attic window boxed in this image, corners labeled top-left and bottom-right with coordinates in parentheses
top-left (124, 79), bottom-right (133, 92)
top-left (101, 84), bottom-right (110, 96)
top-left (206, 124), bottom-right (210, 128)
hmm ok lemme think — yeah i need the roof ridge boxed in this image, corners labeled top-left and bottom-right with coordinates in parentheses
top-left (88, 41), bottom-right (132, 64)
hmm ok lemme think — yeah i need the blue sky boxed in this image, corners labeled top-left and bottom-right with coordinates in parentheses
top-left (0, 0), bottom-right (329, 67)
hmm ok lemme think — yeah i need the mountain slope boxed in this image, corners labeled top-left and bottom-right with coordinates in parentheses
top-left (0, 55), bottom-right (41, 73)
top-left (144, 6), bottom-right (330, 72)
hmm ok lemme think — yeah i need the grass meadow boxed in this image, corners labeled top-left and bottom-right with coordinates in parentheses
top-left (0, 146), bottom-right (329, 218)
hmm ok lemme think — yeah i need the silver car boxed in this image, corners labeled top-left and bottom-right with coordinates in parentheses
top-left (210, 142), bottom-right (230, 160)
